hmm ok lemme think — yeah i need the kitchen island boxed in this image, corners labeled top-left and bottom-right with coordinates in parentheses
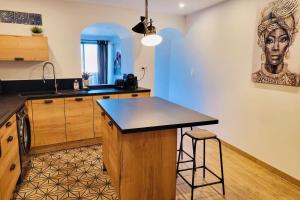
top-left (97, 97), bottom-right (218, 200)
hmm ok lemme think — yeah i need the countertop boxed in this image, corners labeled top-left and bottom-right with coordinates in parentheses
top-left (0, 87), bottom-right (150, 128)
top-left (19, 87), bottom-right (150, 99)
top-left (0, 94), bottom-right (26, 128)
top-left (97, 97), bottom-right (218, 134)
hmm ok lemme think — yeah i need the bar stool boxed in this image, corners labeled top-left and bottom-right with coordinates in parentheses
top-left (176, 128), bottom-right (225, 200)
top-left (177, 128), bottom-right (192, 160)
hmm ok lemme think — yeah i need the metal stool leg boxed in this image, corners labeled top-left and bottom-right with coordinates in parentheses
top-left (180, 128), bottom-right (184, 159)
top-left (193, 140), bottom-right (197, 172)
top-left (203, 139), bottom-right (206, 178)
top-left (217, 138), bottom-right (225, 195)
top-left (177, 134), bottom-right (185, 175)
top-left (191, 139), bottom-right (197, 200)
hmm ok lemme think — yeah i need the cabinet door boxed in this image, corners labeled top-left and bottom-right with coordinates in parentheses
top-left (0, 140), bottom-right (20, 200)
top-left (103, 117), bottom-right (121, 195)
top-left (0, 35), bottom-right (49, 61)
top-left (25, 101), bottom-right (34, 147)
top-left (0, 115), bottom-right (18, 160)
top-left (93, 94), bottom-right (118, 138)
top-left (32, 98), bottom-right (66, 146)
top-left (65, 96), bottom-right (94, 142)
top-left (118, 92), bottom-right (150, 99)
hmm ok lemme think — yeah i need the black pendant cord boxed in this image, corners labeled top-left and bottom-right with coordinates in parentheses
top-left (145, 0), bottom-right (148, 22)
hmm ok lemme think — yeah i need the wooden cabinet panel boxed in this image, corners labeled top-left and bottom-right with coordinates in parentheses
top-left (0, 126), bottom-right (20, 200)
top-left (25, 101), bottom-right (35, 147)
top-left (0, 35), bottom-right (49, 61)
top-left (103, 116), bottom-right (121, 195)
top-left (32, 98), bottom-right (66, 146)
top-left (118, 92), bottom-right (150, 99)
top-left (119, 129), bottom-right (177, 200)
top-left (102, 115), bottom-right (110, 172)
top-left (65, 96), bottom-right (94, 142)
top-left (93, 94), bottom-right (118, 138)
top-left (0, 115), bottom-right (18, 160)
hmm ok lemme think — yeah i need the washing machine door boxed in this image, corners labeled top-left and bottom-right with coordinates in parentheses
top-left (18, 117), bottom-right (31, 155)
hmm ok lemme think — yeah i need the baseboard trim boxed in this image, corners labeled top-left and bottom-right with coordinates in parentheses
top-left (30, 137), bottom-right (103, 155)
top-left (221, 140), bottom-right (300, 187)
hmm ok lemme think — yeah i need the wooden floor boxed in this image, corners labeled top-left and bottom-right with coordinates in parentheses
top-left (176, 137), bottom-right (300, 200)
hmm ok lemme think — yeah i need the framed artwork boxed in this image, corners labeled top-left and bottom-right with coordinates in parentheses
top-left (0, 10), bottom-right (42, 25)
top-left (252, 0), bottom-right (300, 86)
top-left (113, 51), bottom-right (122, 75)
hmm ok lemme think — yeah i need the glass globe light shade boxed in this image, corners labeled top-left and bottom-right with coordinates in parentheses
top-left (141, 34), bottom-right (162, 46)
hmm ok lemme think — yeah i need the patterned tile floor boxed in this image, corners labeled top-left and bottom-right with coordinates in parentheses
top-left (14, 145), bottom-right (118, 200)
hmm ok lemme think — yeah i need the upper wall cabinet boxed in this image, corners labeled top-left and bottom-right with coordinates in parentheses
top-left (0, 35), bottom-right (49, 61)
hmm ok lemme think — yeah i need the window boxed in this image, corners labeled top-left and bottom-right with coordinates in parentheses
top-left (81, 43), bottom-right (98, 85)
top-left (81, 41), bottom-right (109, 85)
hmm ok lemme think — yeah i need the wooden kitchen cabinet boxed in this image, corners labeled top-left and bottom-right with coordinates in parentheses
top-left (0, 35), bottom-right (49, 61)
top-left (25, 101), bottom-right (35, 147)
top-left (103, 115), bottom-right (121, 195)
top-left (65, 96), bottom-right (94, 142)
top-left (0, 114), bottom-right (21, 200)
top-left (93, 94), bottom-right (118, 138)
top-left (118, 92), bottom-right (150, 99)
top-left (32, 98), bottom-right (66, 146)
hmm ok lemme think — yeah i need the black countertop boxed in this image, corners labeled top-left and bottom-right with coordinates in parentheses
top-left (20, 87), bottom-right (150, 99)
top-left (97, 97), bottom-right (218, 134)
top-left (0, 95), bottom-right (26, 128)
top-left (0, 87), bottom-right (150, 128)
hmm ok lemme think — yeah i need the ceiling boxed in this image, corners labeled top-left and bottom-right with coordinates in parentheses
top-left (66, 0), bottom-right (226, 15)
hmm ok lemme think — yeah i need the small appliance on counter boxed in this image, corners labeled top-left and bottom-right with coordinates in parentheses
top-left (115, 79), bottom-right (125, 89)
top-left (115, 74), bottom-right (138, 90)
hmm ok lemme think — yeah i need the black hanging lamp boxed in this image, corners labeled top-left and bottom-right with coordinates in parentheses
top-left (132, 0), bottom-right (162, 46)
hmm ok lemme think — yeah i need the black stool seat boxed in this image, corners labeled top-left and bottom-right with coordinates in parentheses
top-left (186, 129), bottom-right (217, 140)
top-left (176, 128), bottom-right (225, 200)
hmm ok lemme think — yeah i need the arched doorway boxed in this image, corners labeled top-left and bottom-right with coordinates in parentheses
top-left (80, 23), bottom-right (134, 85)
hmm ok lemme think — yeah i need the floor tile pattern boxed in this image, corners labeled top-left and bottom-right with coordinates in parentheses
top-left (14, 145), bottom-right (118, 200)
top-left (13, 141), bottom-right (300, 200)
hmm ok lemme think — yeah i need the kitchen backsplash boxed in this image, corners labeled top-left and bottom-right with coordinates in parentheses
top-left (1, 78), bottom-right (83, 93)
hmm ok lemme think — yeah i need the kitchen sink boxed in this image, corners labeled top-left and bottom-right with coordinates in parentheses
top-left (20, 91), bottom-right (61, 97)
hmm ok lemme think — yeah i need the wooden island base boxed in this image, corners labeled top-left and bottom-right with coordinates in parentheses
top-left (99, 97), bottom-right (219, 200)
top-left (103, 117), bottom-right (177, 200)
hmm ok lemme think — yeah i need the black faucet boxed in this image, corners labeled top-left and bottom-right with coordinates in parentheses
top-left (42, 62), bottom-right (58, 93)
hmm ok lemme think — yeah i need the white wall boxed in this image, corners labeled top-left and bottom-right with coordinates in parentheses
top-left (169, 0), bottom-right (300, 179)
top-left (0, 0), bottom-right (185, 91)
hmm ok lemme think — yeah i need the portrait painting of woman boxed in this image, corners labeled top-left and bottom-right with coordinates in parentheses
top-left (252, 0), bottom-right (300, 86)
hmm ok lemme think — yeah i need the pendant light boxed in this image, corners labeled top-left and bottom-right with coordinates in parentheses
top-left (132, 0), bottom-right (162, 46)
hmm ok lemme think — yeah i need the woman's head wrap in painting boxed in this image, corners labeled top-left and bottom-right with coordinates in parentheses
top-left (258, 0), bottom-right (299, 49)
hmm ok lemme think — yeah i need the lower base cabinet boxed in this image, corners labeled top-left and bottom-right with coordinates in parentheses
top-left (28, 92), bottom-right (151, 147)
top-left (0, 115), bottom-right (21, 200)
top-left (65, 96), bottom-right (94, 142)
top-left (32, 98), bottom-right (66, 146)
top-left (0, 145), bottom-right (21, 200)
top-left (93, 94), bottom-right (118, 138)
top-left (102, 116), bottom-right (177, 200)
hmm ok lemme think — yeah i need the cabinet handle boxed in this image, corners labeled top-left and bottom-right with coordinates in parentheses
top-left (44, 99), bottom-right (53, 104)
top-left (75, 97), bottom-right (83, 101)
top-left (5, 121), bottom-right (12, 128)
top-left (14, 57), bottom-right (24, 61)
top-left (103, 96), bottom-right (110, 99)
top-left (7, 136), bottom-right (14, 143)
top-left (101, 112), bottom-right (105, 116)
top-left (10, 164), bottom-right (16, 172)
top-left (132, 94), bottom-right (138, 97)
top-left (108, 121), bottom-right (113, 127)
